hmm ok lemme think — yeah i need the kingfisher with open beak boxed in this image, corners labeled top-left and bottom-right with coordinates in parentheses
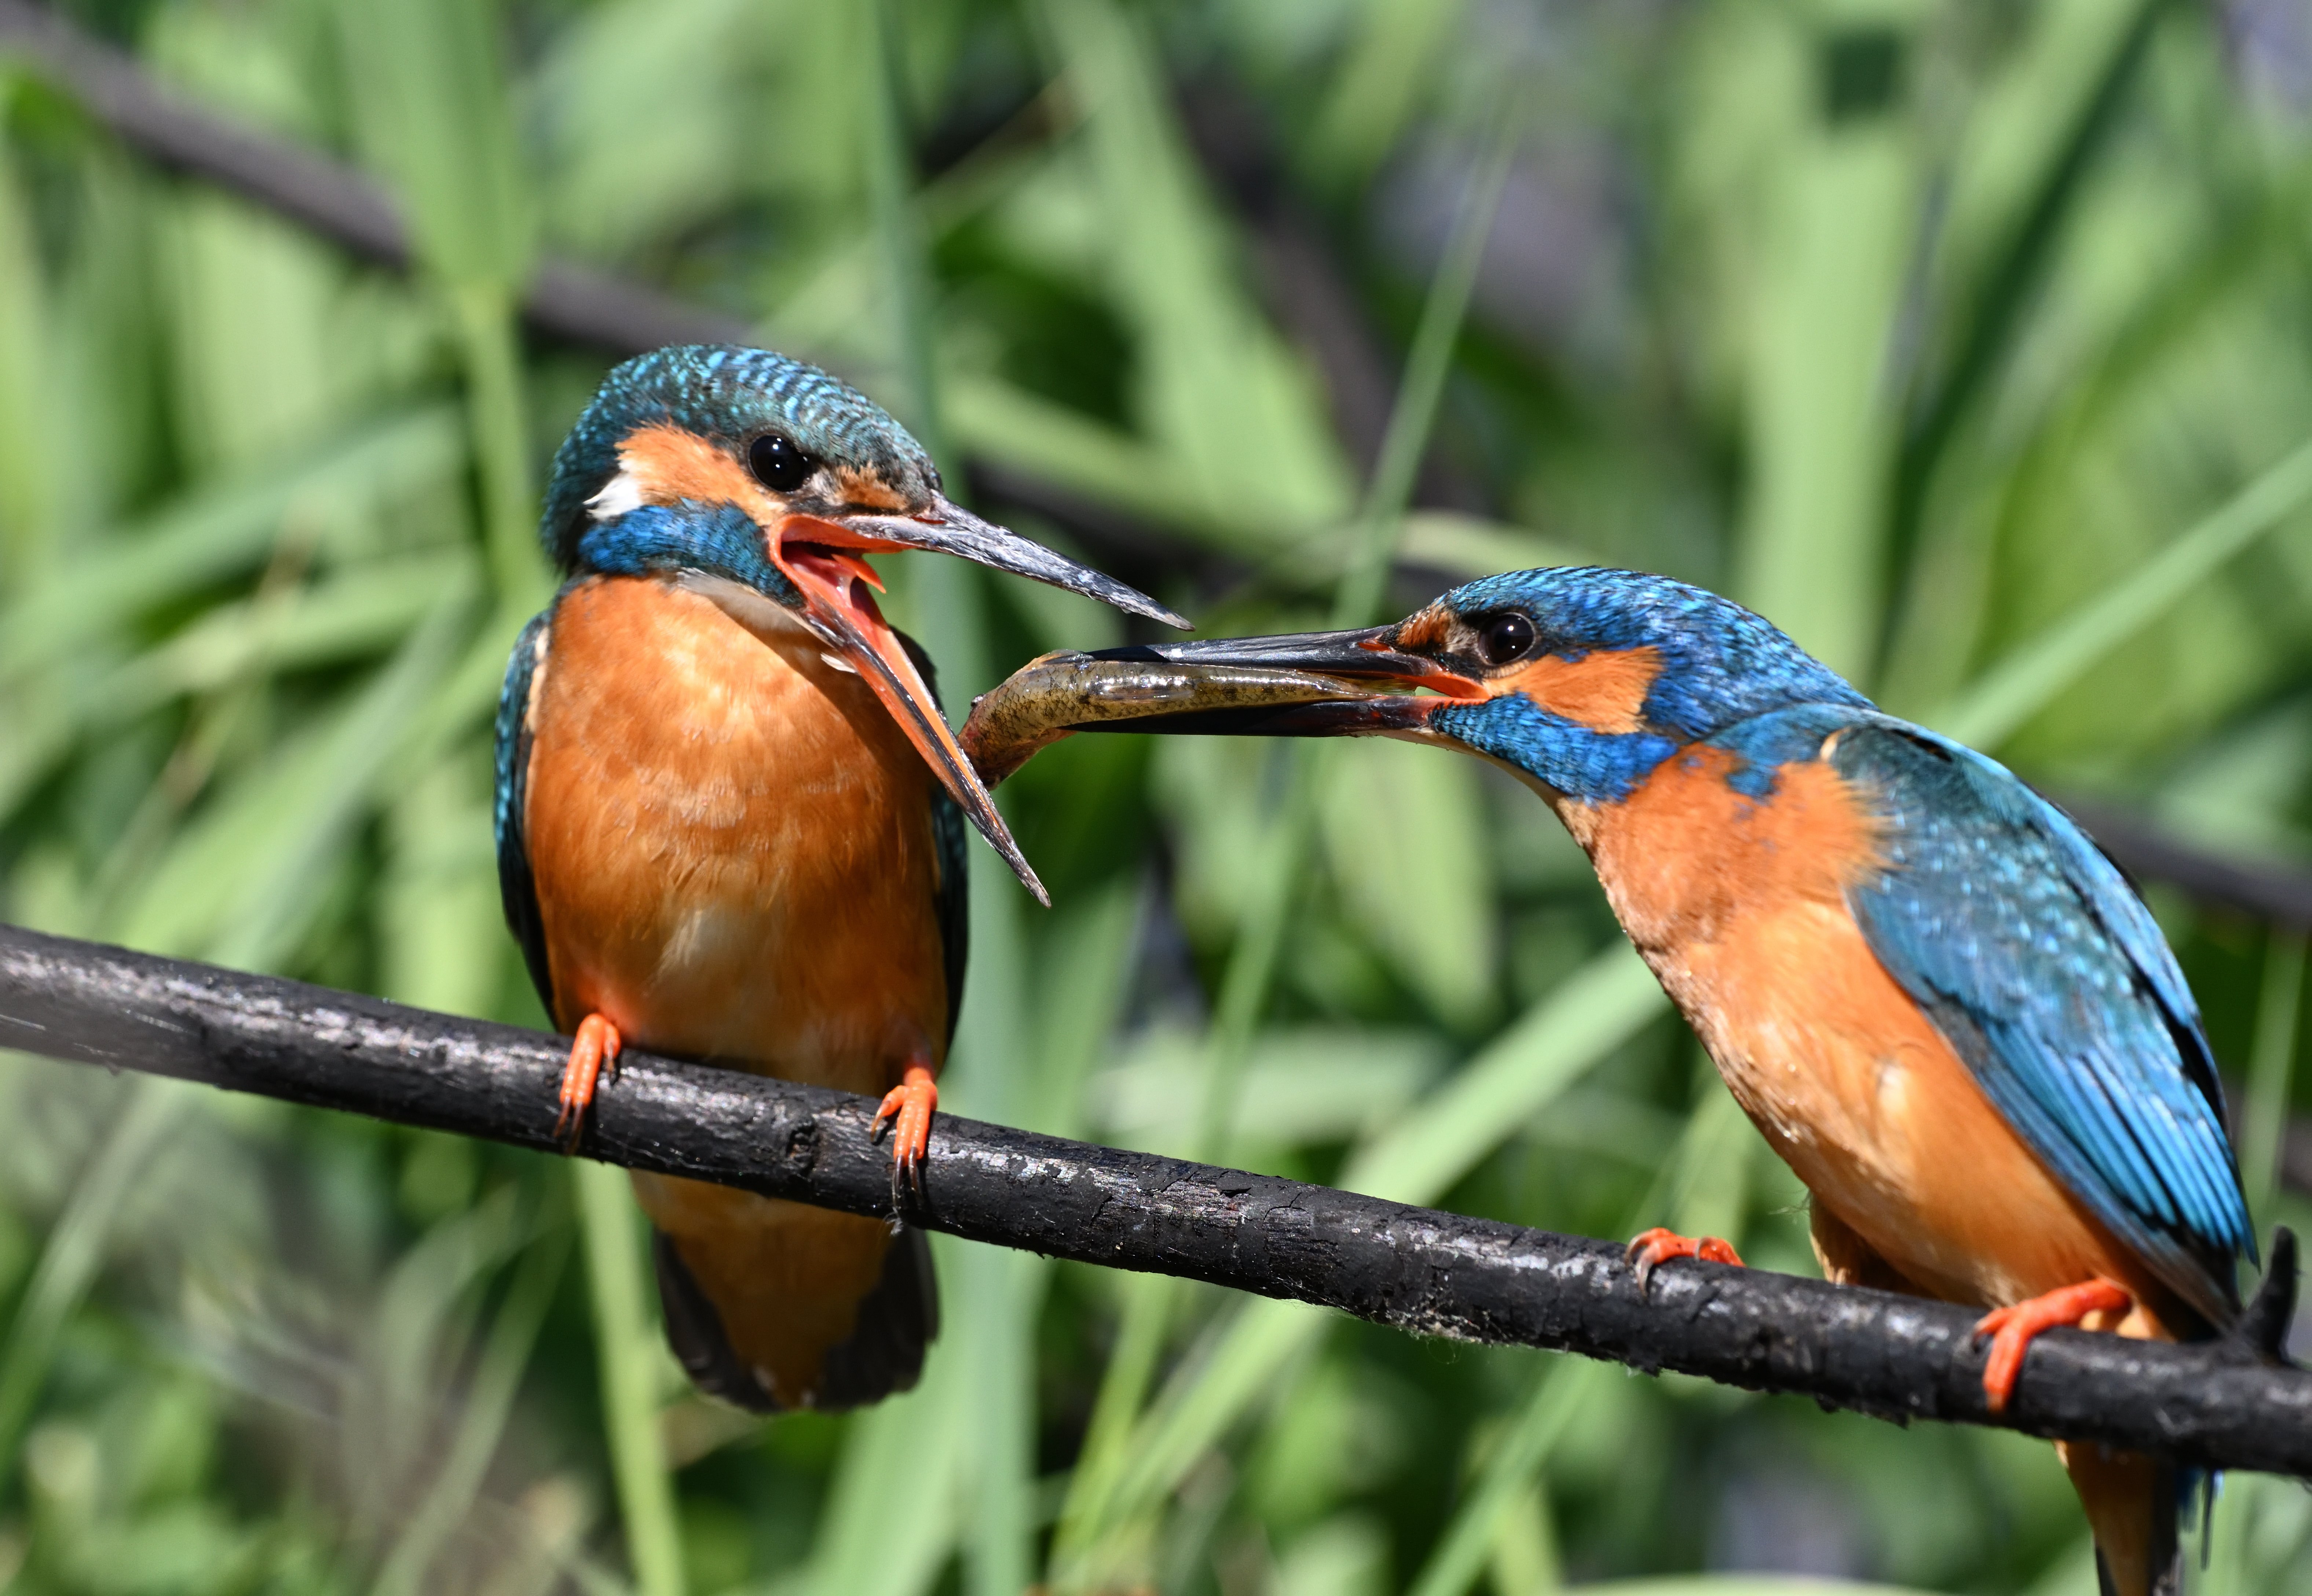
top-left (962, 566), bottom-right (2253, 1596)
top-left (494, 344), bottom-right (1186, 1410)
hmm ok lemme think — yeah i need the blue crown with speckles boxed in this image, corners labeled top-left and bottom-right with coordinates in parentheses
top-left (539, 346), bottom-right (939, 572)
top-left (1440, 567), bottom-right (1871, 739)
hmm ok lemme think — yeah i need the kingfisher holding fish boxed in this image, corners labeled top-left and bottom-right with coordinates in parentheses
top-left (962, 566), bottom-right (2254, 1596)
top-left (494, 344), bottom-right (1185, 1410)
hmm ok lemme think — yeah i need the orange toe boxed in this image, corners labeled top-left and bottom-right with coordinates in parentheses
top-left (554, 1013), bottom-right (622, 1150)
top-left (1971, 1277), bottom-right (2133, 1413)
top-left (871, 1063), bottom-right (938, 1197)
top-left (1626, 1226), bottom-right (1744, 1297)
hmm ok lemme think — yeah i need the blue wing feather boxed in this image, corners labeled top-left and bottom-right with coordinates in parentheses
top-left (893, 626), bottom-right (968, 1045)
top-left (495, 603), bottom-right (559, 1017)
top-left (1820, 714), bottom-right (2251, 1328)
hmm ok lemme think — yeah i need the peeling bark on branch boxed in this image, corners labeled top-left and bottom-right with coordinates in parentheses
top-left (1, 923), bottom-right (2306, 1476)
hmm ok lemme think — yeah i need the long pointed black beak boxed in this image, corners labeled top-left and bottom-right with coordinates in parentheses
top-left (838, 493), bottom-right (1191, 631)
top-left (959, 625), bottom-right (1486, 787)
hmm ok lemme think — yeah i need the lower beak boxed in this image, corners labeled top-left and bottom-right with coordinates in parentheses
top-left (774, 493), bottom-right (1185, 906)
top-left (959, 626), bottom-right (1486, 787)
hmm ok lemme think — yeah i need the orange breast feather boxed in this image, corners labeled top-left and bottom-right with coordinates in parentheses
top-left (1567, 745), bottom-right (2179, 1331)
top-left (520, 573), bottom-right (950, 1095)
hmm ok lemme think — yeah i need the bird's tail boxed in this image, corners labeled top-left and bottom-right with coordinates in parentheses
top-left (632, 1172), bottom-right (937, 1411)
top-left (2059, 1441), bottom-right (2183, 1596)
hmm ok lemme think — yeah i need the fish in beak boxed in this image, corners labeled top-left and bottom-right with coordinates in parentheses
top-left (959, 622), bottom-right (1489, 788)
top-left (773, 493), bottom-right (1191, 906)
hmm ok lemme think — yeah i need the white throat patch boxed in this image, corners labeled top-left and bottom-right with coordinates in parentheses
top-left (585, 469), bottom-right (648, 523)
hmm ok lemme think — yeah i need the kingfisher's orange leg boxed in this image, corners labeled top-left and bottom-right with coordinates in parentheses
top-left (1626, 1226), bottom-right (1744, 1297)
top-left (555, 1013), bottom-right (623, 1150)
top-left (871, 1060), bottom-right (939, 1199)
top-left (1971, 1278), bottom-right (2133, 1413)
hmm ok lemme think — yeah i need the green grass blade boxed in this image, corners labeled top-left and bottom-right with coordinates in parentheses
top-left (370, 1216), bottom-right (569, 1596)
top-left (1406, 1360), bottom-right (1596, 1596)
top-left (0, 118), bottom-right (55, 593)
top-left (575, 1161), bottom-right (688, 1596)
top-left (1332, 83), bottom-right (1518, 631)
top-left (334, 0), bottom-right (541, 607)
top-left (1097, 947), bottom-right (1665, 1544)
top-left (334, 0), bottom-right (533, 293)
top-left (1935, 436), bottom-right (2312, 748)
top-left (206, 582), bottom-right (478, 971)
top-left (1734, 105), bottom-right (1912, 681)
top-left (0, 407), bottom-right (464, 679)
top-left (798, 1346), bottom-right (963, 1596)
top-left (1889, 0), bottom-right (2170, 615)
top-left (942, 373), bottom-right (1237, 545)
top-left (1563, 1573), bottom-right (1942, 1582)
top-left (1041, 0), bottom-right (1349, 536)
top-left (1339, 948), bottom-right (1663, 1204)
top-left (1305, 0), bottom-right (1467, 188)
top-left (0, 1075), bottom-right (178, 1498)
top-left (1409, 1070), bottom-right (1755, 1596)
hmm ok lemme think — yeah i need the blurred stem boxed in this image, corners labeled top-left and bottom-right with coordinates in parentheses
top-left (575, 1161), bottom-right (687, 1596)
top-left (1049, 86), bottom-right (1520, 1592)
top-left (0, 1074), bottom-right (176, 1498)
top-left (2244, 930), bottom-right (2306, 1223)
top-left (372, 1214), bottom-right (569, 1596)
top-left (448, 280), bottom-right (546, 613)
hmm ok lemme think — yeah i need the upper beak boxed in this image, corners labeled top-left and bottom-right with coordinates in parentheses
top-left (771, 493), bottom-right (1187, 906)
top-left (958, 624), bottom-right (1488, 787)
top-left (828, 493), bottom-right (1192, 630)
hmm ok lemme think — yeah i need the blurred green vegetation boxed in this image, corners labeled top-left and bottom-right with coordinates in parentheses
top-left (1, 0), bottom-right (2311, 1591)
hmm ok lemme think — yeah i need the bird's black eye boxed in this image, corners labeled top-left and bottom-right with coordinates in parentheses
top-left (748, 433), bottom-right (816, 494)
top-left (1477, 612), bottom-right (1537, 666)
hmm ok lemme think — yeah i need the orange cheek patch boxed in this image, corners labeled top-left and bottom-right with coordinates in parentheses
top-left (1494, 646), bottom-right (1661, 734)
top-left (618, 424), bottom-right (771, 516)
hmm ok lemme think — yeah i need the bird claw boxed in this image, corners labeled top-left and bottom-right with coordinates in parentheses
top-left (871, 1063), bottom-right (938, 1211)
top-left (1969, 1277), bottom-right (2133, 1413)
top-left (1625, 1226), bottom-right (1744, 1299)
top-left (553, 1013), bottom-right (622, 1153)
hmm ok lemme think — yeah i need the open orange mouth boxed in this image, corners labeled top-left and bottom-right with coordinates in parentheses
top-left (773, 523), bottom-right (1048, 905)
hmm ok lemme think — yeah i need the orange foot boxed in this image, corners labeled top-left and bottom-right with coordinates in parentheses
top-left (1972, 1277), bottom-right (2133, 1413)
top-left (1626, 1227), bottom-right (1744, 1297)
top-left (554, 1013), bottom-right (622, 1151)
top-left (871, 1062), bottom-right (939, 1200)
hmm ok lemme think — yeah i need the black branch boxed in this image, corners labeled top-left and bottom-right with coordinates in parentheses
top-left (2, 922), bottom-right (2308, 1476)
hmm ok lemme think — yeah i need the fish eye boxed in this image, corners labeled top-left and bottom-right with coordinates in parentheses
top-left (1477, 611), bottom-right (1537, 666)
top-left (748, 433), bottom-right (816, 494)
